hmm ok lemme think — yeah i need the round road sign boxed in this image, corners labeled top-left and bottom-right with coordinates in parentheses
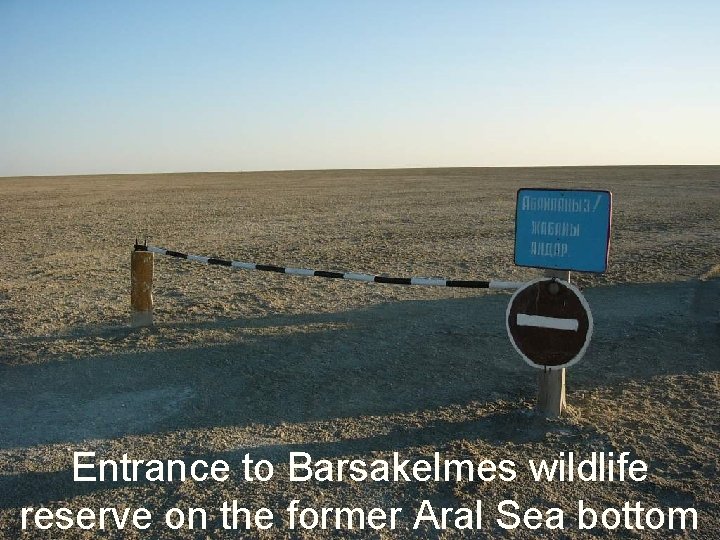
top-left (506, 278), bottom-right (593, 369)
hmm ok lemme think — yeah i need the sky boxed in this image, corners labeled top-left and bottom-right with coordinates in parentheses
top-left (1, 0), bottom-right (719, 176)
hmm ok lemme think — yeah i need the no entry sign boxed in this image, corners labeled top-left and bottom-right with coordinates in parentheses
top-left (506, 278), bottom-right (593, 369)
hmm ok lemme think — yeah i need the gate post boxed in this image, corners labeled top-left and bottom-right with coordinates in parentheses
top-left (131, 247), bottom-right (154, 327)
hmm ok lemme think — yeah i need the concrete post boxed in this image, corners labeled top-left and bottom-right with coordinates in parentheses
top-left (537, 268), bottom-right (570, 417)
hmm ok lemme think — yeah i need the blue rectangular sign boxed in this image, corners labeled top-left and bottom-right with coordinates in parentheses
top-left (514, 188), bottom-right (612, 273)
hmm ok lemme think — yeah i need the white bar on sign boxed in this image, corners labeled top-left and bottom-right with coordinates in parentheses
top-left (517, 314), bottom-right (579, 331)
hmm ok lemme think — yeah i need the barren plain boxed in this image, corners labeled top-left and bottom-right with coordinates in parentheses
top-left (0, 166), bottom-right (718, 538)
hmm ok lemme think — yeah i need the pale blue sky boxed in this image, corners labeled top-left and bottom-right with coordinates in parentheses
top-left (1, 1), bottom-right (718, 176)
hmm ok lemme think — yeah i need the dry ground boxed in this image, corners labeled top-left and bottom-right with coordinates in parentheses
top-left (0, 166), bottom-right (718, 538)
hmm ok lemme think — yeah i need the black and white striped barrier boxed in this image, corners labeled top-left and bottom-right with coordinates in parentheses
top-left (134, 244), bottom-right (525, 290)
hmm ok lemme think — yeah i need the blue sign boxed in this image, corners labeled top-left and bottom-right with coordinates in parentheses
top-left (514, 188), bottom-right (612, 273)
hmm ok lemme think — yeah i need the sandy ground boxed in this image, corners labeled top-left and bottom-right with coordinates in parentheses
top-left (0, 166), bottom-right (718, 538)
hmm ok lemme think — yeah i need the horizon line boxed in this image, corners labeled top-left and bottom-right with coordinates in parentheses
top-left (2, 163), bottom-right (719, 180)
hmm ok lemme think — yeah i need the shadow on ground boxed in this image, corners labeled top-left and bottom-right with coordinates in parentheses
top-left (0, 280), bottom-right (717, 451)
top-left (0, 405), bottom-right (568, 509)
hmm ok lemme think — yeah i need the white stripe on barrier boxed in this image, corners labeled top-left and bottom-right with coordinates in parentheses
top-left (285, 268), bottom-right (315, 276)
top-left (231, 261), bottom-right (256, 270)
top-left (410, 277), bottom-right (447, 286)
top-left (343, 273), bottom-right (376, 282)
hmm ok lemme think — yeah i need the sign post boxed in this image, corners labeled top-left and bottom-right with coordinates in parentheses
top-left (538, 269), bottom-right (569, 416)
top-left (511, 188), bottom-right (610, 417)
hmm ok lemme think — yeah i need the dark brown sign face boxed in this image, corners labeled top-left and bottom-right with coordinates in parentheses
top-left (506, 278), bottom-right (593, 369)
